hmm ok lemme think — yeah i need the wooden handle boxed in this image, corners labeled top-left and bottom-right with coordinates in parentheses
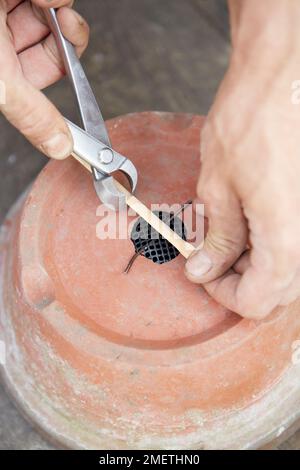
top-left (72, 154), bottom-right (197, 259)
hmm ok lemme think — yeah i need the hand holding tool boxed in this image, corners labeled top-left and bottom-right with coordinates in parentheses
top-left (45, 8), bottom-right (138, 210)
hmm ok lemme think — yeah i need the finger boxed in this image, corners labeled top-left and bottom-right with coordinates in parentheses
top-left (185, 178), bottom-right (248, 284)
top-left (31, 0), bottom-right (74, 23)
top-left (279, 273), bottom-right (300, 306)
top-left (233, 250), bottom-right (251, 274)
top-left (18, 40), bottom-right (62, 89)
top-left (6, 1), bottom-right (23, 13)
top-left (8, 1), bottom-right (49, 53)
top-left (203, 228), bottom-right (298, 319)
top-left (0, 2), bottom-right (73, 158)
top-left (18, 7), bottom-right (89, 89)
top-left (0, 73), bottom-right (73, 159)
top-left (56, 6), bottom-right (89, 57)
top-left (203, 267), bottom-right (282, 319)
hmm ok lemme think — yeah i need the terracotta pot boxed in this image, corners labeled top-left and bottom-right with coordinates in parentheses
top-left (0, 112), bottom-right (300, 449)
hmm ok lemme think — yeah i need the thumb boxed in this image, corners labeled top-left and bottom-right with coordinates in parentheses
top-left (185, 181), bottom-right (248, 283)
top-left (0, 76), bottom-right (73, 159)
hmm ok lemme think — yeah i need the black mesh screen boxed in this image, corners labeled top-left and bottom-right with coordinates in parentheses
top-left (131, 211), bottom-right (186, 264)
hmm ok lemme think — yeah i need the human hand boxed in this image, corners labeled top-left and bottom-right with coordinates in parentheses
top-left (0, 0), bottom-right (89, 159)
top-left (185, 1), bottom-right (300, 319)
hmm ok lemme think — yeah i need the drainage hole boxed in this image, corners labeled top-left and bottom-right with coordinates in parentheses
top-left (131, 211), bottom-right (187, 265)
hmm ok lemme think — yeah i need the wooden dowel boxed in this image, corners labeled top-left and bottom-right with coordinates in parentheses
top-left (72, 155), bottom-right (197, 259)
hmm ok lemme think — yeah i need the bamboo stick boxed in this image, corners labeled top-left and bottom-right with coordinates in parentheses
top-left (72, 155), bottom-right (197, 259)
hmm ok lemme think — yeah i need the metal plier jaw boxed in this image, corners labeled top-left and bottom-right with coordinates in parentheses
top-left (66, 120), bottom-right (138, 210)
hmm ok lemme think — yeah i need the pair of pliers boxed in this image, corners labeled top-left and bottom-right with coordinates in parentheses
top-left (45, 8), bottom-right (138, 210)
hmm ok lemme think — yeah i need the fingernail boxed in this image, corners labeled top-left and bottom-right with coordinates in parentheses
top-left (41, 133), bottom-right (73, 160)
top-left (186, 251), bottom-right (212, 278)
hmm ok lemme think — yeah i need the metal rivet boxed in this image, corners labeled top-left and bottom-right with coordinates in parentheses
top-left (98, 148), bottom-right (114, 165)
